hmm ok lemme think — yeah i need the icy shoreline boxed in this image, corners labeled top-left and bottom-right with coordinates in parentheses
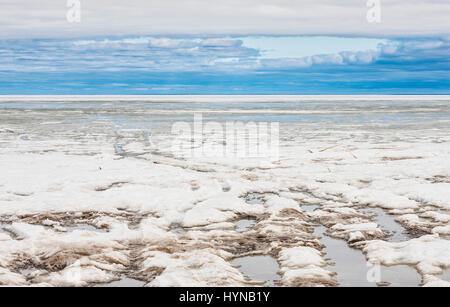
top-left (0, 97), bottom-right (449, 287)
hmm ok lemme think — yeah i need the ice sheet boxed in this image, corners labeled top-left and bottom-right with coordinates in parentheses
top-left (1, 96), bottom-right (449, 287)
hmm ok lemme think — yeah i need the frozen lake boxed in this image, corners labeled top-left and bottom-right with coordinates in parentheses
top-left (0, 96), bottom-right (449, 287)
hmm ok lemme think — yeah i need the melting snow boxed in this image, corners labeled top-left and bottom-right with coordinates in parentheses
top-left (0, 96), bottom-right (449, 287)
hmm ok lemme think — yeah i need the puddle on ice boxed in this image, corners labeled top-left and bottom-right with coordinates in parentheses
top-left (314, 225), bottom-right (421, 287)
top-left (170, 224), bottom-right (187, 235)
top-left (65, 224), bottom-right (108, 233)
top-left (96, 276), bottom-right (146, 287)
top-left (360, 208), bottom-right (409, 242)
top-left (245, 193), bottom-right (266, 205)
top-left (440, 270), bottom-right (450, 282)
top-left (232, 256), bottom-right (280, 286)
top-left (114, 143), bottom-right (125, 156)
top-left (301, 204), bottom-right (319, 213)
top-left (19, 268), bottom-right (34, 277)
top-left (0, 225), bottom-right (10, 236)
top-left (376, 266), bottom-right (423, 287)
top-left (0, 224), bottom-right (14, 238)
top-left (235, 218), bottom-right (257, 232)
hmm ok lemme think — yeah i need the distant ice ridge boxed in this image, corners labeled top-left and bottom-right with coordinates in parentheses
top-left (1, 95), bottom-right (450, 103)
top-left (0, 98), bottom-right (449, 287)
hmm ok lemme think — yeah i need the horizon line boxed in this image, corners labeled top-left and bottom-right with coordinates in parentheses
top-left (1, 94), bottom-right (450, 102)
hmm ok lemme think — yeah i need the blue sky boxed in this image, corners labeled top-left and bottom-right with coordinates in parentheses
top-left (0, 1), bottom-right (449, 94)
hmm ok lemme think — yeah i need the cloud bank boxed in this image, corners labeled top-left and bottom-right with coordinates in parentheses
top-left (1, 37), bottom-right (449, 73)
top-left (0, 36), bottom-right (448, 94)
top-left (1, 1), bottom-right (448, 94)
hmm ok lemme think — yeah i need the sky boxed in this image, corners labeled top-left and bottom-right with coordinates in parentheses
top-left (0, 0), bottom-right (449, 94)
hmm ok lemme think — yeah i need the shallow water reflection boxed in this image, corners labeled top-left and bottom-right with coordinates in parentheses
top-left (232, 255), bottom-right (280, 287)
top-left (314, 225), bottom-right (421, 287)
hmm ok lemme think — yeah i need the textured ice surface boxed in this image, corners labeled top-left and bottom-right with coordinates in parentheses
top-left (0, 96), bottom-right (449, 287)
top-left (364, 235), bottom-right (450, 286)
top-left (65, 224), bottom-right (108, 233)
top-left (278, 246), bottom-right (336, 287)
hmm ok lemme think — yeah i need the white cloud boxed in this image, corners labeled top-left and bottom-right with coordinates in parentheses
top-left (1, 0), bottom-right (449, 39)
top-left (149, 38), bottom-right (192, 48)
top-left (1, 36), bottom-right (448, 74)
top-left (259, 38), bottom-right (450, 70)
